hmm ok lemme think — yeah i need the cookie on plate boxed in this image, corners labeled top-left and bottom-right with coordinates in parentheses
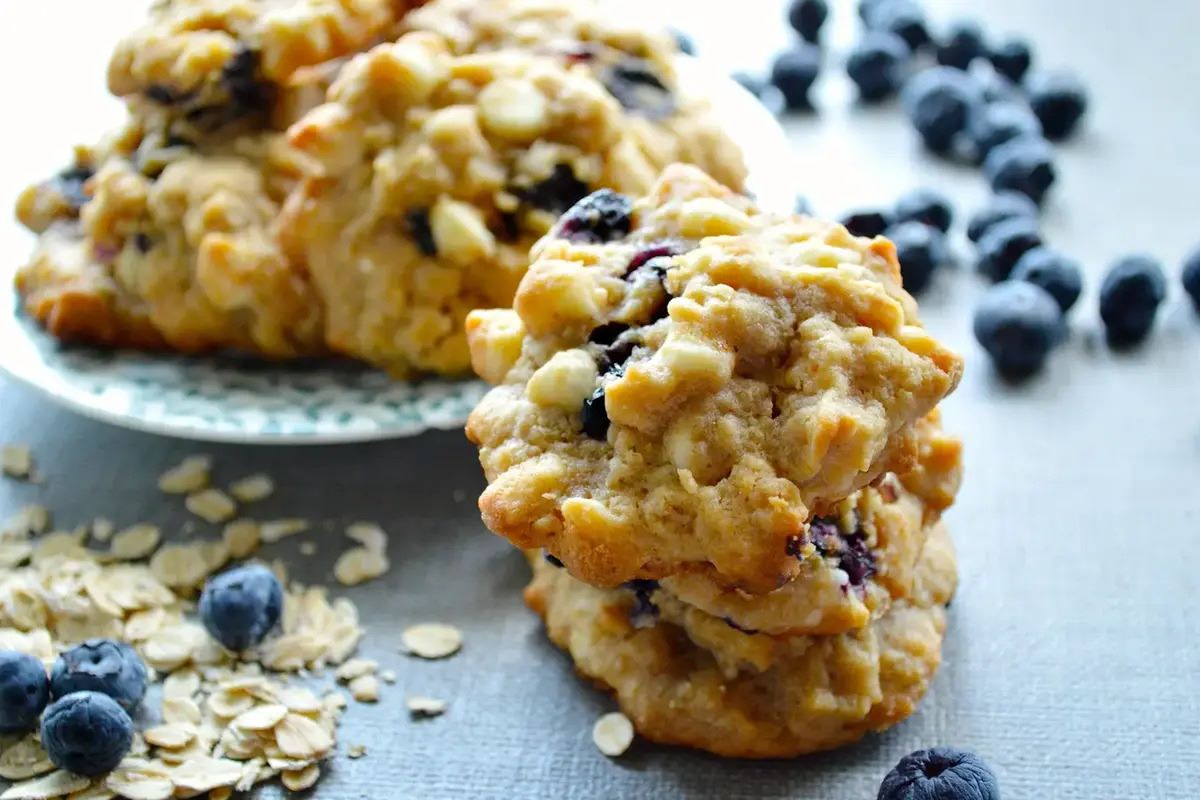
top-left (466, 164), bottom-right (962, 592)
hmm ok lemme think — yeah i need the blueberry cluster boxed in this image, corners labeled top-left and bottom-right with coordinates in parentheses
top-left (839, 187), bottom-right (954, 294)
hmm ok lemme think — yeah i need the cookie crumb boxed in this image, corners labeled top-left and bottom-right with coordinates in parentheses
top-left (158, 455), bottom-right (211, 494)
top-left (185, 489), bottom-right (237, 523)
top-left (406, 696), bottom-right (447, 718)
top-left (592, 712), bottom-right (635, 757)
top-left (229, 474), bottom-right (274, 503)
top-left (402, 623), bottom-right (462, 659)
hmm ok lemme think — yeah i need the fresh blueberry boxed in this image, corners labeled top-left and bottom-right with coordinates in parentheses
top-left (936, 20), bottom-right (986, 70)
top-left (973, 281), bottom-right (1064, 376)
top-left (841, 208), bottom-right (894, 238)
top-left (1099, 255), bottom-right (1167, 345)
top-left (976, 215), bottom-right (1042, 282)
top-left (1011, 248), bottom-right (1083, 312)
top-left (901, 67), bottom-right (982, 153)
top-left (788, 0), bottom-right (829, 43)
top-left (199, 564), bottom-right (285, 652)
top-left (671, 29), bottom-right (696, 56)
top-left (983, 135), bottom-right (1056, 205)
top-left (407, 209), bottom-right (437, 256)
top-left (858, 0), bottom-right (887, 23)
top-left (53, 165), bottom-right (94, 213)
top-left (989, 37), bottom-right (1033, 83)
top-left (966, 192), bottom-right (1039, 243)
top-left (1183, 248), bottom-right (1200, 310)
top-left (866, 1), bottom-right (930, 52)
top-left (878, 747), bottom-right (1001, 800)
top-left (846, 32), bottom-right (911, 102)
top-left (556, 189), bottom-right (634, 244)
top-left (1026, 71), bottom-right (1088, 140)
top-left (771, 45), bottom-right (821, 109)
top-left (887, 222), bottom-right (947, 294)
top-left (50, 639), bottom-right (146, 712)
top-left (581, 387), bottom-right (611, 440)
top-left (966, 101), bottom-right (1042, 162)
top-left (0, 651), bottom-right (49, 735)
top-left (894, 188), bottom-right (953, 233)
top-left (972, 69), bottom-right (1022, 104)
top-left (41, 692), bottom-right (133, 777)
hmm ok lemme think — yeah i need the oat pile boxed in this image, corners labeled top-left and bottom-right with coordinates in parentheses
top-left (0, 449), bottom-right (461, 799)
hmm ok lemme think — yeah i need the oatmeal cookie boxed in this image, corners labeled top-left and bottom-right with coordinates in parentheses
top-left (15, 121), bottom-right (322, 355)
top-left (466, 165), bottom-right (963, 592)
top-left (526, 523), bottom-right (957, 758)
top-left (281, 32), bottom-right (745, 375)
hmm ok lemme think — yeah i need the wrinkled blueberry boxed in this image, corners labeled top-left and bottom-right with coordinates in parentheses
top-left (222, 46), bottom-right (270, 112)
top-left (901, 67), bottom-right (981, 153)
top-left (581, 387), bottom-right (611, 440)
top-left (625, 256), bottom-right (674, 324)
top-left (589, 322), bottom-right (631, 346)
top-left (624, 580), bottom-right (660, 628)
top-left (1183, 248), bottom-right (1200, 310)
top-left (989, 37), bottom-right (1033, 83)
top-left (41, 692), bottom-right (133, 777)
top-left (671, 28), bottom-right (696, 56)
top-left (878, 747), bottom-right (1001, 800)
top-left (133, 232), bottom-right (153, 253)
top-left (595, 337), bottom-right (638, 376)
top-left (0, 651), bottom-right (49, 735)
top-left (407, 208), bottom-right (437, 256)
top-left (788, 0), bottom-right (829, 43)
top-left (894, 188), bottom-right (953, 233)
top-left (51, 640), bottom-right (146, 712)
top-left (604, 61), bottom-right (675, 119)
top-left (627, 243), bottom-right (682, 276)
top-left (976, 215), bottom-right (1042, 282)
top-left (809, 518), bottom-right (876, 589)
top-left (936, 20), bottom-right (986, 70)
top-left (557, 189), bottom-right (633, 244)
top-left (867, 1), bottom-right (930, 52)
top-left (967, 101), bottom-right (1042, 162)
top-left (771, 45), bottom-right (821, 109)
top-left (841, 208), bottom-right (894, 238)
top-left (847, 31), bottom-right (910, 102)
top-left (518, 163), bottom-right (590, 216)
top-left (1099, 255), bottom-right (1167, 345)
top-left (199, 564), bottom-right (284, 652)
top-left (973, 281), bottom-right (1064, 376)
top-left (983, 135), bottom-right (1056, 205)
top-left (1011, 248), bottom-right (1083, 312)
top-left (54, 166), bottom-right (94, 212)
top-left (966, 192), bottom-right (1038, 243)
top-left (888, 221), bottom-right (947, 294)
top-left (1026, 71), bottom-right (1088, 140)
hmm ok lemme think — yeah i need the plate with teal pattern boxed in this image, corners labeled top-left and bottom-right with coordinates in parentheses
top-left (0, 64), bottom-right (795, 444)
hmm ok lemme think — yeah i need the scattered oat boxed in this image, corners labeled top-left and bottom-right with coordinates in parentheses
top-left (228, 474), bottom-right (274, 504)
top-left (402, 623), bottom-right (462, 660)
top-left (157, 456), bottom-right (211, 494)
top-left (221, 520), bottom-right (261, 559)
top-left (334, 659), bottom-right (377, 683)
top-left (171, 756), bottom-right (243, 795)
top-left (1, 445), bottom-right (33, 480)
top-left (0, 769), bottom-right (90, 799)
top-left (406, 696), bottom-right (447, 718)
top-left (347, 745), bottom-right (367, 759)
top-left (185, 490), bottom-right (237, 524)
top-left (109, 524), bottom-right (162, 561)
top-left (161, 696), bottom-right (202, 726)
top-left (333, 547), bottom-right (390, 586)
top-left (142, 723), bottom-right (195, 750)
top-left (281, 763), bottom-right (321, 792)
top-left (0, 736), bottom-right (53, 781)
top-left (104, 759), bottom-right (174, 800)
top-left (230, 703), bottom-right (288, 732)
top-left (90, 518), bottom-right (116, 543)
top-left (3, 506), bottom-right (50, 538)
top-left (150, 544), bottom-right (217, 592)
top-left (380, 670), bottom-right (397, 684)
top-left (344, 523), bottom-right (387, 553)
top-left (259, 519), bottom-right (308, 544)
top-left (348, 675), bottom-right (380, 703)
top-left (592, 712), bottom-right (635, 757)
top-left (274, 714), bottom-right (334, 759)
top-left (299, 541), bottom-right (316, 556)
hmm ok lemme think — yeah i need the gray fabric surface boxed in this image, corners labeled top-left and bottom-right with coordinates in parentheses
top-left (3, 0), bottom-right (1200, 797)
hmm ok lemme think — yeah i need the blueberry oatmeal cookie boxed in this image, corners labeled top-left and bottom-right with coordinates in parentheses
top-left (466, 165), bottom-right (962, 592)
top-left (525, 522), bottom-right (958, 758)
top-left (15, 121), bottom-right (323, 354)
top-left (281, 32), bottom-right (746, 375)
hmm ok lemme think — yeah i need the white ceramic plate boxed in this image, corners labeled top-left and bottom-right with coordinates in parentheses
top-left (0, 61), bottom-right (795, 444)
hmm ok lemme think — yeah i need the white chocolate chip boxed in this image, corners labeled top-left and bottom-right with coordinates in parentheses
top-left (478, 78), bottom-right (549, 141)
top-left (525, 349), bottom-right (599, 411)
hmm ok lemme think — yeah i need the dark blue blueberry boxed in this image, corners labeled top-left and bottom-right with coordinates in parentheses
top-left (841, 208), bottom-right (894, 238)
top-left (966, 101), bottom-right (1042, 163)
top-left (936, 20), bottom-right (986, 70)
top-left (626, 243), bottom-right (683, 276)
top-left (1183, 248), bottom-right (1200, 310)
top-left (623, 580), bottom-right (660, 628)
top-left (983, 135), bottom-right (1056, 205)
top-left (887, 221), bottom-right (947, 295)
top-left (543, 551), bottom-right (565, 568)
top-left (221, 46), bottom-right (270, 115)
top-left (1099, 255), bottom-right (1167, 345)
top-left (866, 1), bottom-right (930, 52)
top-left (901, 67), bottom-right (981, 153)
top-left (989, 37), bottom-right (1033, 83)
top-left (1011, 248), bottom-right (1083, 312)
top-left (581, 387), bottom-right (611, 440)
top-left (199, 564), bottom-right (284, 652)
top-left (894, 188), bottom-right (953, 233)
top-left (771, 45), bottom-right (821, 109)
top-left (0, 651), bottom-right (49, 735)
top-left (1026, 71), bottom-right (1088, 140)
top-left (972, 70), bottom-right (1022, 104)
top-left (846, 32), bottom-right (910, 102)
top-left (973, 281), bottom-right (1064, 376)
top-left (407, 208), bottom-right (437, 256)
top-left (878, 747), bottom-right (1001, 800)
top-left (588, 322), bottom-right (630, 346)
top-left (604, 60), bottom-right (675, 119)
top-left (557, 189), bottom-right (633, 244)
top-left (41, 692), bottom-right (133, 777)
top-left (975, 215), bottom-right (1042, 281)
top-left (966, 192), bottom-right (1038, 243)
top-left (133, 232), bottom-right (153, 253)
top-left (53, 166), bottom-right (94, 213)
top-left (788, 0), bottom-right (829, 43)
top-left (50, 639), bottom-right (146, 712)
top-left (518, 163), bottom-right (590, 215)
top-left (671, 29), bottom-right (696, 56)
top-left (809, 518), bottom-right (876, 589)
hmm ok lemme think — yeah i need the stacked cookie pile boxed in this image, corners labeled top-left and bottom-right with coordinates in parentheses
top-left (13, 0), bottom-right (745, 376)
top-left (467, 165), bottom-right (965, 757)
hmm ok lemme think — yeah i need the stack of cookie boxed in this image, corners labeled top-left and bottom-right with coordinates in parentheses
top-left (13, 0), bottom-right (745, 376)
top-left (466, 165), bottom-right (965, 757)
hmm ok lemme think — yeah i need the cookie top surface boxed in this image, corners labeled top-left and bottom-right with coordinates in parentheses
top-left (467, 165), bottom-right (963, 592)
